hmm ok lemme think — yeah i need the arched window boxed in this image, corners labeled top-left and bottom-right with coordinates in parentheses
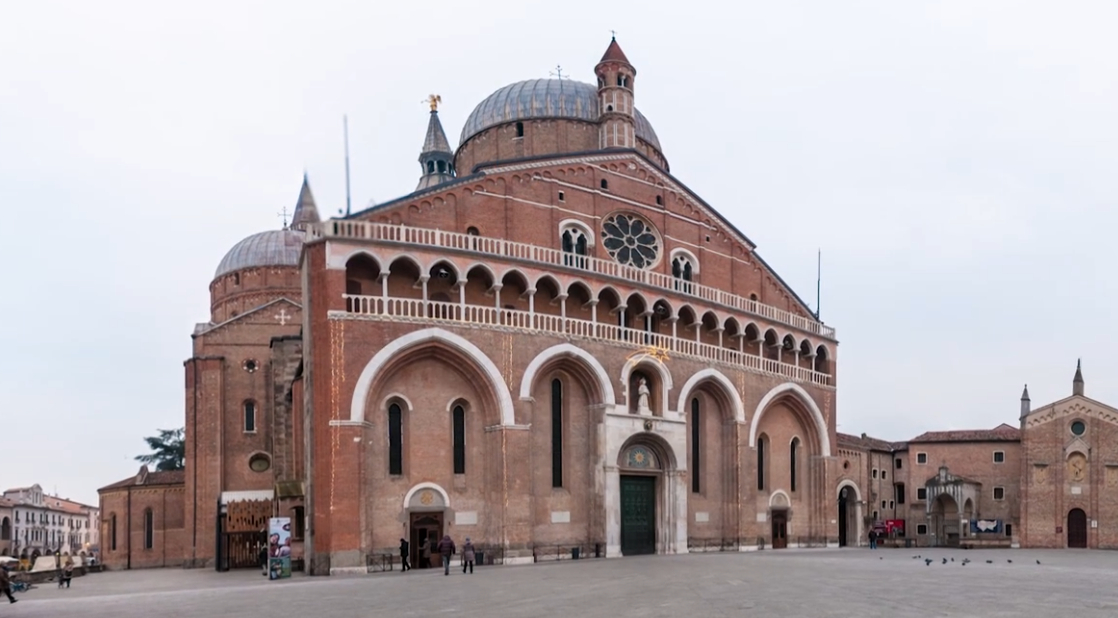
top-left (515, 121), bottom-right (524, 138)
top-left (757, 436), bottom-right (767, 491)
top-left (691, 397), bottom-right (701, 494)
top-left (437, 160), bottom-right (446, 174)
top-left (143, 508), bottom-right (153, 550)
top-left (560, 222), bottom-right (591, 269)
top-left (243, 401), bottom-right (256, 433)
top-left (671, 253), bottom-right (695, 293)
top-left (551, 378), bottom-right (563, 488)
top-left (388, 403), bottom-right (403, 475)
top-left (790, 438), bottom-right (800, 492)
top-left (600, 179), bottom-right (609, 190)
top-left (452, 404), bottom-right (466, 475)
top-left (110, 513), bottom-right (117, 551)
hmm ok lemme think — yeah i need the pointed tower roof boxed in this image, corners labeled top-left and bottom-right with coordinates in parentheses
top-left (291, 173), bottom-right (321, 231)
top-left (1021, 384), bottom-right (1030, 401)
top-left (1073, 358), bottom-right (1084, 396)
top-left (421, 110), bottom-right (453, 156)
top-left (416, 96), bottom-right (456, 191)
top-left (600, 36), bottom-right (631, 64)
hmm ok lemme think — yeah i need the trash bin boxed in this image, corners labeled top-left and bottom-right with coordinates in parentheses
top-left (571, 547), bottom-right (580, 560)
top-left (475, 551), bottom-right (485, 566)
top-left (905, 539), bottom-right (913, 548)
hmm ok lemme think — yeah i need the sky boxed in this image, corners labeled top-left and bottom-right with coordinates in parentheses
top-left (2, 1), bottom-right (1116, 505)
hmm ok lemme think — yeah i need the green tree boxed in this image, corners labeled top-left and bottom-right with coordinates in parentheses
top-left (135, 427), bottom-right (185, 471)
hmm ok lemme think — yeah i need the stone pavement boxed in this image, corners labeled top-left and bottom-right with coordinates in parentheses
top-left (6, 548), bottom-right (1118, 617)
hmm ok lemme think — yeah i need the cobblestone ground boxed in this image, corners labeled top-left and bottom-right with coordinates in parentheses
top-left (7, 548), bottom-right (1118, 617)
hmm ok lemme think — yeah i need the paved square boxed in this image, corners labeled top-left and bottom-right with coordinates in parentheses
top-left (8, 548), bottom-right (1118, 617)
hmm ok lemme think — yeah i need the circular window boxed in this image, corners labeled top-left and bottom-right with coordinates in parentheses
top-left (243, 359), bottom-right (258, 373)
top-left (843, 460), bottom-right (850, 470)
top-left (601, 213), bottom-right (660, 269)
top-left (1071, 420), bottom-right (1086, 436)
top-left (248, 453), bottom-right (271, 473)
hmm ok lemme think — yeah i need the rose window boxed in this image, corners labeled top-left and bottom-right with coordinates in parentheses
top-left (601, 213), bottom-right (660, 269)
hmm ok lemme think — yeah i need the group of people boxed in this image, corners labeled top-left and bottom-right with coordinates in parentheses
top-left (399, 535), bottom-right (476, 575)
top-left (0, 556), bottom-right (77, 603)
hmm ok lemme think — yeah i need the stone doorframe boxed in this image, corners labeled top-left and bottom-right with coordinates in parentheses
top-left (604, 423), bottom-right (688, 558)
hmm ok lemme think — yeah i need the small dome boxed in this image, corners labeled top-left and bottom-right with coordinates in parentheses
top-left (459, 79), bottom-right (662, 153)
top-left (214, 229), bottom-right (305, 279)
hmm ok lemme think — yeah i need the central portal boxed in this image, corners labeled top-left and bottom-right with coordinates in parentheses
top-left (620, 475), bottom-right (656, 555)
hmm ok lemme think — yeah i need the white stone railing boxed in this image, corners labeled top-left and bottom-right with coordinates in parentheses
top-left (311, 221), bottom-right (835, 339)
top-left (340, 295), bottom-right (833, 388)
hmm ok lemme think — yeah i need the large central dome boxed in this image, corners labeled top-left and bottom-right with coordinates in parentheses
top-left (459, 79), bottom-right (661, 152)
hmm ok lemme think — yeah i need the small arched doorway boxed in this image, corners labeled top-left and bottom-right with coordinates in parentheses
top-left (838, 487), bottom-right (852, 547)
top-left (404, 484), bottom-right (450, 569)
top-left (931, 494), bottom-right (960, 547)
top-left (1067, 508), bottom-right (1088, 548)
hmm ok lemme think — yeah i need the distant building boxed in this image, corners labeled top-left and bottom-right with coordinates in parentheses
top-left (2, 484), bottom-right (100, 561)
top-left (836, 361), bottom-right (1108, 549)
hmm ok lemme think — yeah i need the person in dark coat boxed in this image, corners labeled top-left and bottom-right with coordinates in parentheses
top-left (399, 538), bottom-right (410, 572)
top-left (0, 564), bottom-right (17, 604)
top-left (436, 534), bottom-right (456, 576)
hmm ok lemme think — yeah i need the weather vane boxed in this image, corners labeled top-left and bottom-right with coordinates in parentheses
top-left (549, 65), bottom-right (567, 80)
top-left (278, 206), bottom-right (290, 228)
top-left (424, 94), bottom-right (441, 111)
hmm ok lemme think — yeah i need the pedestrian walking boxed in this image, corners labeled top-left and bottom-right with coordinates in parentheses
top-left (259, 544), bottom-right (269, 577)
top-left (868, 529), bottom-right (878, 550)
top-left (421, 537), bottom-right (432, 569)
top-left (399, 538), bottom-right (411, 572)
top-left (60, 558), bottom-right (74, 588)
top-left (462, 538), bottom-right (476, 574)
top-left (437, 534), bottom-right (456, 576)
top-left (0, 564), bottom-right (17, 605)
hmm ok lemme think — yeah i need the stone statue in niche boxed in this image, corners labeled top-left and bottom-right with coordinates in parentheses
top-left (637, 377), bottom-right (651, 415)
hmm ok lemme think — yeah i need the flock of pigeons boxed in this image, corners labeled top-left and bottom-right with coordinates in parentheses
top-left (896, 555), bottom-right (1042, 566)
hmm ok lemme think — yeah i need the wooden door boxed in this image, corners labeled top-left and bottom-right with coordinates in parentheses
top-left (771, 510), bottom-right (788, 549)
top-left (1068, 508), bottom-right (1088, 548)
top-left (410, 513), bottom-right (443, 568)
top-left (620, 476), bottom-right (656, 555)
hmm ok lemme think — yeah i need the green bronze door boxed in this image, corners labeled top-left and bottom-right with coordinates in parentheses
top-left (620, 475), bottom-right (656, 555)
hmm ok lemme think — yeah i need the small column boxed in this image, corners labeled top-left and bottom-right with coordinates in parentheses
top-left (419, 275), bottom-right (430, 318)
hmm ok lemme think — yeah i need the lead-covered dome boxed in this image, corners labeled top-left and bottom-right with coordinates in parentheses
top-left (458, 79), bottom-right (661, 152)
top-left (214, 229), bottom-right (305, 279)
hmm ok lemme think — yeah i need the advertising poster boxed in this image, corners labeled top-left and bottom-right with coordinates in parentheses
top-left (268, 517), bottom-right (292, 580)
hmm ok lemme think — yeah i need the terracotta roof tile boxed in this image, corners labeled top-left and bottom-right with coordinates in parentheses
top-left (599, 38), bottom-right (630, 64)
top-left (98, 469), bottom-right (185, 493)
top-left (837, 432), bottom-right (897, 452)
top-left (908, 423), bottom-right (1020, 444)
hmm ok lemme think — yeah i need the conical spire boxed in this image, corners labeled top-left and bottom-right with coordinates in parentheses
top-left (1021, 384), bottom-right (1030, 401)
top-left (416, 97), bottom-right (456, 191)
top-left (600, 36), bottom-right (631, 64)
top-left (1020, 384), bottom-right (1031, 419)
top-left (1073, 359), bottom-right (1084, 396)
top-left (290, 173), bottom-right (321, 231)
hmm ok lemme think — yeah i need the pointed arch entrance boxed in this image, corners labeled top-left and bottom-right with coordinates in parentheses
top-left (404, 483), bottom-right (450, 569)
top-left (1067, 508), bottom-right (1088, 548)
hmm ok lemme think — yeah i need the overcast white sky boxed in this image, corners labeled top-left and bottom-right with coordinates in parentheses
top-left (2, 1), bottom-right (1116, 505)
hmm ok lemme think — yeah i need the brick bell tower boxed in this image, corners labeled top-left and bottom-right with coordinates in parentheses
top-left (596, 36), bottom-right (637, 150)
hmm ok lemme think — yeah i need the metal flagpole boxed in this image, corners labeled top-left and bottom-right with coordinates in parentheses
top-left (344, 115), bottom-right (352, 216)
top-left (816, 249), bottom-right (821, 320)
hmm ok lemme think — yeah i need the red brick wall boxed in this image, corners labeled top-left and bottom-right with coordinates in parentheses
top-left (97, 486), bottom-right (185, 570)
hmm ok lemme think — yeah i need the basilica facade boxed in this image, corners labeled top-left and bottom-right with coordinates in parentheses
top-left (105, 38), bottom-right (1116, 575)
top-left (99, 38), bottom-right (840, 574)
